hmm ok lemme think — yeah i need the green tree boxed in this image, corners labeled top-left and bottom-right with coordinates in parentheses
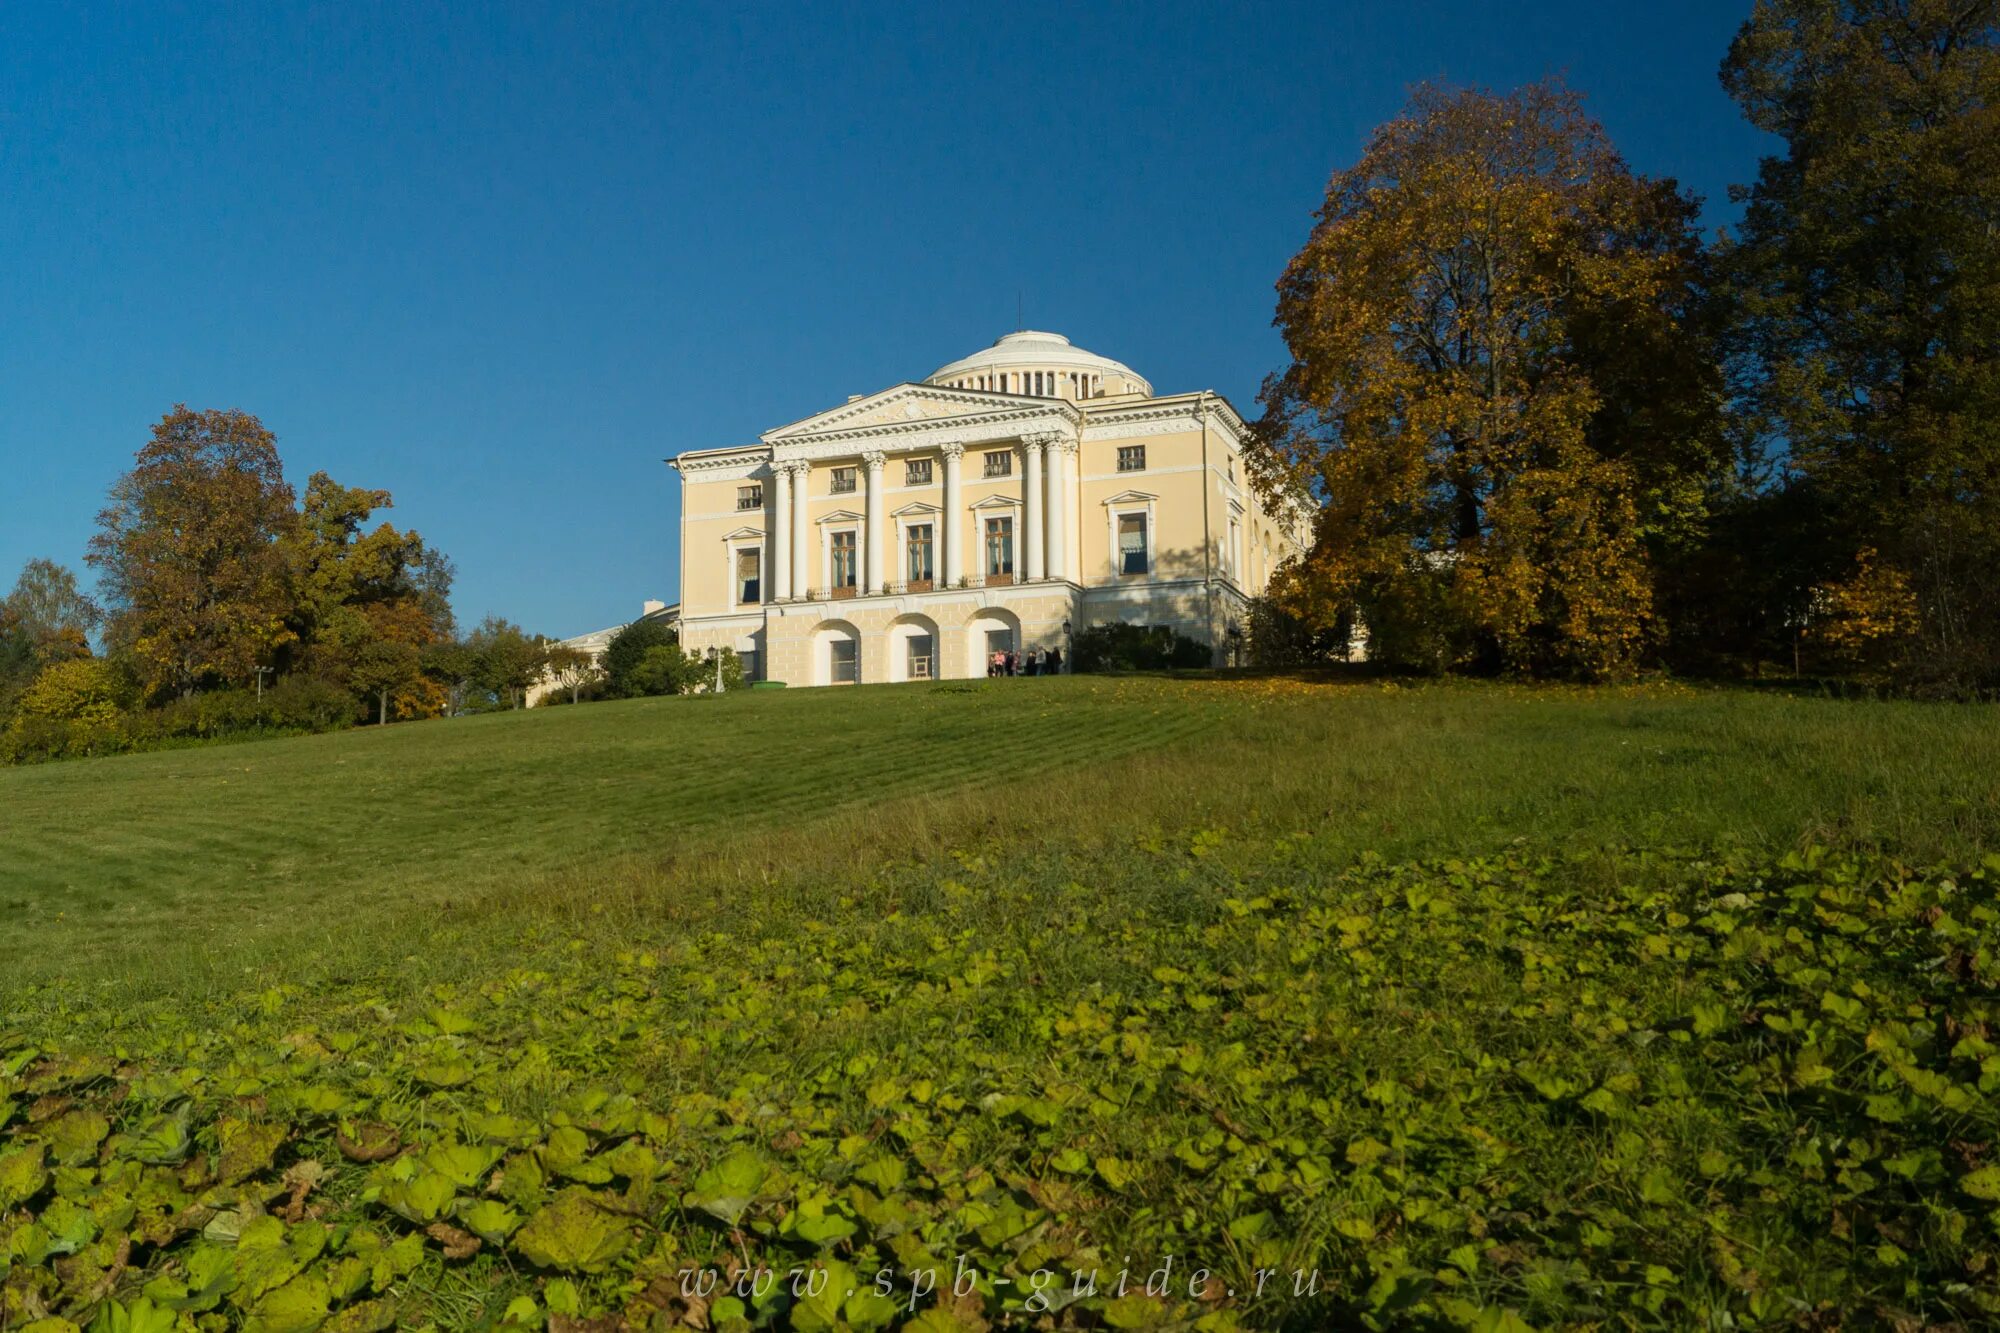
top-left (2, 559), bottom-right (102, 669)
top-left (11, 658), bottom-right (129, 727)
top-left (347, 636), bottom-right (424, 726)
top-left (1256, 81), bottom-right (1725, 678)
top-left (467, 617), bottom-right (547, 710)
top-left (1720, 1), bottom-right (2000, 688)
top-left (543, 643), bottom-right (602, 705)
top-left (87, 406), bottom-right (297, 699)
top-left (601, 618), bottom-right (677, 697)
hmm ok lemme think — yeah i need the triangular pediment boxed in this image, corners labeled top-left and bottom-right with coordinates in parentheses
top-left (891, 500), bottom-right (942, 517)
top-left (719, 525), bottom-right (765, 541)
top-left (1100, 489), bottom-right (1160, 506)
top-left (969, 493), bottom-right (1023, 510)
top-left (765, 382), bottom-right (1055, 442)
top-left (815, 508), bottom-right (865, 525)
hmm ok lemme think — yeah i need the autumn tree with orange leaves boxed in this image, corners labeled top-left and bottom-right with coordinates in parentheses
top-left (1256, 81), bottom-right (1726, 679)
top-left (88, 407), bottom-right (299, 699)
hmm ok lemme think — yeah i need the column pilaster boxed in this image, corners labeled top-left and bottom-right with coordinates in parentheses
top-left (940, 443), bottom-right (964, 589)
top-left (1045, 436), bottom-right (1073, 583)
top-left (863, 450), bottom-right (887, 595)
top-left (1023, 437), bottom-right (1046, 582)
top-left (788, 461), bottom-right (811, 599)
top-left (771, 464), bottom-right (792, 602)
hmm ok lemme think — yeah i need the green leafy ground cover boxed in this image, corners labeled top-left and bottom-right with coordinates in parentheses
top-left (4, 678), bottom-right (2000, 1329)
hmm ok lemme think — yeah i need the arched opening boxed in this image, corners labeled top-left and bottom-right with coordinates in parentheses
top-left (812, 619), bottom-right (861, 687)
top-left (886, 613), bottom-right (941, 683)
top-left (965, 608), bottom-right (1022, 679)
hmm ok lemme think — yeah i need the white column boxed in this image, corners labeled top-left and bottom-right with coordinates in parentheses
top-left (789, 462), bottom-right (811, 597)
top-left (771, 465), bottom-right (792, 602)
top-left (1065, 443), bottom-right (1082, 582)
top-left (1023, 438), bottom-right (1046, 582)
top-left (863, 451), bottom-right (887, 595)
top-left (941, 443), bottom-right (964, 588)
top-left (1045, 437), bottom-right (1068, 583)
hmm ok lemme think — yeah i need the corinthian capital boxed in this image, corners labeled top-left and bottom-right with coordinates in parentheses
top-left (1021, 430), bottom-right (1066, 452)
top-left (861, 450), bottom-right (887, 470)
top-left (939, 441), bottom-right (966, 460)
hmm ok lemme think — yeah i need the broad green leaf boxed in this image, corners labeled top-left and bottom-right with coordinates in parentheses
top-left (683, 1147), bottom-right (772, 1225)
top-left (0, 1143), bottom-right (49, 1209)
top-left (512, 1189), bottom-right (630, 1272)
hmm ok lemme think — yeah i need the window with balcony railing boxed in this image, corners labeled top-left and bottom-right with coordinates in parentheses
top-left (1117, 445), bottom-right (1146, 473)
top-left (983, 450), bottom-right (1012, 478)
top-left (737, 484), bottom-right (763, 510)
top-left (831, 467), bottom-right (857, 494)
top-left (905, 458), bottom-right (932, 485)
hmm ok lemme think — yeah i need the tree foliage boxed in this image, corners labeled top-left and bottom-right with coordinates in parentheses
top-left (1720, 0), bottom-right (2000, 690)
top-left (1257, 81), bottom-right (1726, 679)
top-left (87, 407), bottom-right (297, 699)
top-left (2, 559), bottom-right (102, 671)
top-left (601, 619), bottom-right (677, 698)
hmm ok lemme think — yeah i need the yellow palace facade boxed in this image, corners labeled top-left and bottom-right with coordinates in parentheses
top-left (669, 331), bottom-right (1305, 686)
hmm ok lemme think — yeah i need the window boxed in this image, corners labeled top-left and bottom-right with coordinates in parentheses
top-left (831, 466), bottom-right (857, 494)
top-left (1227, 456), bottom-right (1236, 483)
top-left (906, 458), bottom-right (932, 486)
top-left (736, 548), bottom-right (762, 604)
top-left (985, 516), bottom-right (1014, 577)
top-left (830, 530), bottom-right (857, 588)
top-left (983, 450), bottom-right (1012, 478)
top-left (907, 635), bottom-right (934, 680)
top-left (738, 650), bottom-right (760, 682)
top-left (1119, 513), bottom-right (1148, 575)
top-left (906, 524), bottom-right (933, 584)
top-left (829, 638), bottom-right (858, 684)
top-left (1117, 445), bottom-right (1146, 473)
top-left (737, 484), bottom-right (763, 510)
top-left (1228, 517), bottom-right (1242, 575)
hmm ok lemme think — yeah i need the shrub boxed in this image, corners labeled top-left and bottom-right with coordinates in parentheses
top-left (12, 657), bottom-right (130, 726)
top-left (1071, 622), bottom-right (1211, 673)
top-left (602, 619), bottom-right (677, 697)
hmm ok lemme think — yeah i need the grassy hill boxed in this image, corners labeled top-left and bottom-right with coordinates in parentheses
top-left (2, 677), bottom-right (1998, 1329)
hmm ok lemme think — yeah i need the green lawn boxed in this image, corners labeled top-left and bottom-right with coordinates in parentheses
top-left (3, 675), bottom-right (1995, 995)
top-left (2, 678), bottom-right (1998, 1330)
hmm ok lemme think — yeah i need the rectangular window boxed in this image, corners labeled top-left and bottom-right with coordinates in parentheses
top-left (738, 649), bottom-right (760, 683)
top-left (907, 635), bottom-right (934, 680)
top-left (983, 450), bottom-right (1012, 478)
top-left (1117, 445), bottom-right (1146, 473)
top-left (905, 458), bottom-right (932, 486)
top-left (736, 547), bottom-right (762, 603)
top-left (831, 467), bottom-right (857, 494)
top-left (906, 523), bottom-right (933, 584)
top-left (830, 639), bottom-right (858, 684)
top-left (1119, 513), bottom-right (1148, 575)
top-left (831, 530), bottom-right (857, 588)
top-left (985, 516), bottom-right (1014, 577)
top-left (737, 484), bottom-right (763, 510)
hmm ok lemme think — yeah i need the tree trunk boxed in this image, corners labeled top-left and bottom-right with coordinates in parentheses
top-left (378, 690), bottom-right (388, 726)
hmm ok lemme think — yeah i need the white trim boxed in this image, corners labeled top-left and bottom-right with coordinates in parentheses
top-left (726, 537), bottom-right (765, 611)
top-left (814, 508), bottom-right (865, 525)
top-left (1105, 495), bottom-right (1158, 579)
top-left (819, 520), bottom-right (861, 598)
top-left (895, 511), bottom-right (939, 588)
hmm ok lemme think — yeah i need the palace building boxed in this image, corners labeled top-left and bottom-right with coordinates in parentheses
top-left (669, 330), bottom-right (1305, 686)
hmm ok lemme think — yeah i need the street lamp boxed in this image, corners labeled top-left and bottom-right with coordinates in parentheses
top-left (1062, 618), bottom-right (1073, 673)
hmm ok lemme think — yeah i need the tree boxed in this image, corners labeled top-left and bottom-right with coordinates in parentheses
top-left (601, 618), bottom-right (677, 697)
top-left (11, 658), bottom-right (129, 728)
top-left (421, 639), bottom-right (480, 716)
top-left (1720, 1), bottom-right (2000, 690)
top-left (467, 617), bottom-right (547, 709)
top-left (1255, 81), bottom-right (1725, 678)
top-left (347, 636), bottom-right (424, 726)
top-left (543, 644), bottom-right (602, 705)
top-left (3, 559), bottom-right (102, 667)
top-left (88, 406), bottom-right (297, 699)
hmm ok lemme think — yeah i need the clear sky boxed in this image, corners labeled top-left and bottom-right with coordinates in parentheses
top-left (0, 1), bottom-right (1771, 639)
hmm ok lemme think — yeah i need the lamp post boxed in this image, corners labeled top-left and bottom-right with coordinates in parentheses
top-left (253, 665), bottom-right (273, 701)
top-left (1226, 622), bottom-right (1242, 670)
top-left (1062, 618), bottom-right (1073, 674)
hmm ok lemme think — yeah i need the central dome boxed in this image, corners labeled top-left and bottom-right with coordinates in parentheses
top-left (925, 330), bottom-right (1151, 400)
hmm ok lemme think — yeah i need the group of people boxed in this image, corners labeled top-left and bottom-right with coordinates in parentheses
top-left (988, 645), bottom-right (1063, 677)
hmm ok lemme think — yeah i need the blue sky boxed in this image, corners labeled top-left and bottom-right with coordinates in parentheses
top-left (0, 1), bottom-right (1771, 638)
